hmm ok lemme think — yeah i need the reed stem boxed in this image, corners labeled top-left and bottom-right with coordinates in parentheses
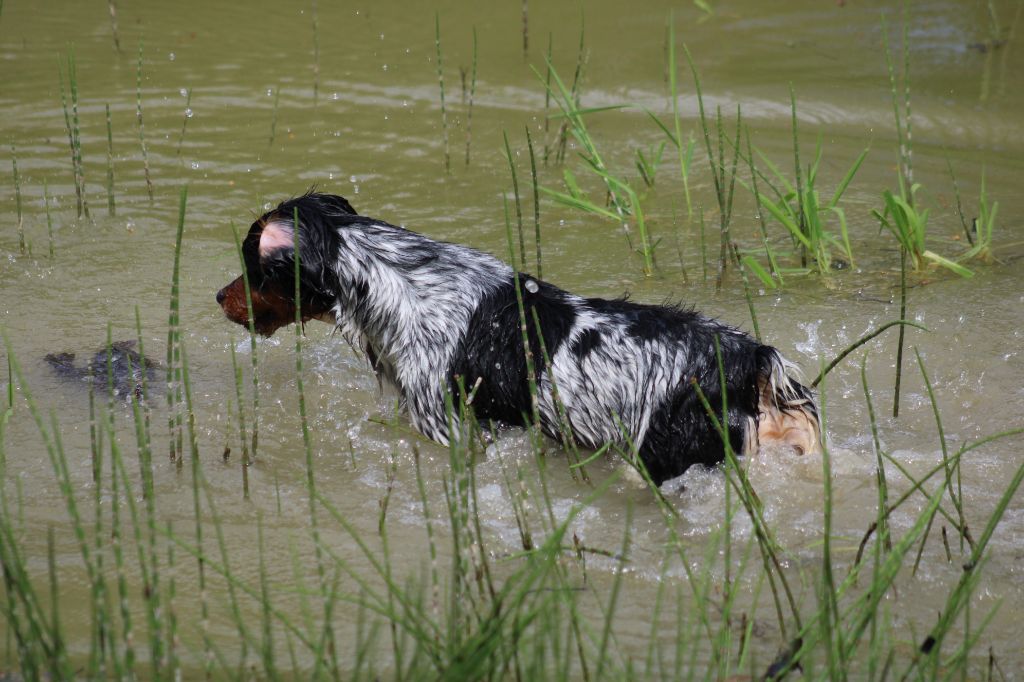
top-left (434, 13), bottom-right (450, 174)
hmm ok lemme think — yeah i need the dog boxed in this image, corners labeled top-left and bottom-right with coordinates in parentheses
top-left (216, 192), bottom-right (820, 485)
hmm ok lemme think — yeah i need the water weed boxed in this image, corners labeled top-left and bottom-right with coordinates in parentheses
top-left (434, 13), bottom-right (450, 174)
top-left (136, 41), bottom-right (155, 202)
top-left (58, 48), bottom-right (88, 219)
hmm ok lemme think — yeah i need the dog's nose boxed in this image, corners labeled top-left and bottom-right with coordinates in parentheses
top-left (216, 289), bottom-right (226, 305)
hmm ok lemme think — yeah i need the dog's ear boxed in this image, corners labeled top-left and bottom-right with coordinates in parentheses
top-left (259, 221), bottom-right (295, 258)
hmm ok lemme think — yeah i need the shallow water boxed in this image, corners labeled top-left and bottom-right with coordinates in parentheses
top-left (2, 0), bottom-right (1024, 676)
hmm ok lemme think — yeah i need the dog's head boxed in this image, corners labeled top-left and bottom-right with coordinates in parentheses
top-left (216, 192), bottom-right (356, 336)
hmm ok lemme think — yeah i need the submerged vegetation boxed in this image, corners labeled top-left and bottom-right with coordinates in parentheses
top-left (1, 1), bottom-right (1021, 680)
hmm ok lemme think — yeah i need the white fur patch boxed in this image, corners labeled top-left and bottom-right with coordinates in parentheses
top-left (259, 221), bottom-right (295, 256)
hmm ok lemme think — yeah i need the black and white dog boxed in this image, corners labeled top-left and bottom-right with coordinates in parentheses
top-left (217, 192), bottom-right (820, 485)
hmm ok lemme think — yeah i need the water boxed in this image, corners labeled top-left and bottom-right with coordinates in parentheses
top-left (2, 0), bottom-right (1023, 676)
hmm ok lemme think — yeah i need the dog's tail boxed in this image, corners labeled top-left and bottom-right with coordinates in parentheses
top-left (754, 347), bottom-right (821, 456)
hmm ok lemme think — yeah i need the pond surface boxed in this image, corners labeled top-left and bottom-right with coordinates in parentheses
top-left (2, 0), bottom-right (1023, 676)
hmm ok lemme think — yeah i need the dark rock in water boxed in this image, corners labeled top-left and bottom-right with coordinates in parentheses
top-left (45, 340), bottom-right (159, 400)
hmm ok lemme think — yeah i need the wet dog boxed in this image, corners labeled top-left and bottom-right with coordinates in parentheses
top-left (217, 192), bottom-right (820, 485)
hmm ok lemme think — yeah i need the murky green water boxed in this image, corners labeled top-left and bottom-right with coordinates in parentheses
top-left (2, 0), bottom-right (1023, 676)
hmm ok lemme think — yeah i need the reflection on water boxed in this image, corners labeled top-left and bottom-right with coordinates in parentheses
top-left (1, 0), bottom-right (1023, 675)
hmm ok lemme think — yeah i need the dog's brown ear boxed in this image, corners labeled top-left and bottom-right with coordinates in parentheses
top-left (259, 221), bottom-right (295, 257)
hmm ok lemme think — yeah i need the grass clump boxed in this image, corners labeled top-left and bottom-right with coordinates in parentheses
top-left (874, 13), bottom-right (971, 280)
top-left (750, 89), bottom-right (868, 278)
top-left (960, 169), bottom-right (999, 264)
top-left (536, 60), bottom-right (656, 276)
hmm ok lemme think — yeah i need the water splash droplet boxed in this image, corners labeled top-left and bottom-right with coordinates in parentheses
top-left (524, 279), bottom-right (539, 294)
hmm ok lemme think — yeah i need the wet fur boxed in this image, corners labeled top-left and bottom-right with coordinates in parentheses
top-left (217, 192), bottom-right (820, 485)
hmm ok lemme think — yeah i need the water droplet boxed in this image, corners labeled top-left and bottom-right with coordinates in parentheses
top-left (179, 88), bottom-right (188, 97)
top-left (524, 279), bottom-right (539, 293)
top-left (168, 52), bottom-right (175, 61)
top-left (382, 64), bottom-right (388, 72)
top-left (185, 108), bottom-right (193, 118)
top-left (349, 175), bottom-right (357, 183)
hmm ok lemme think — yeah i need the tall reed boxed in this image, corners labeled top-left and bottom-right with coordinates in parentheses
top-left (463, 27), bottom-right (477, 166)
top-left (269, 85), bottom-right (281, 148)
top-left (230, 220), bottom-right (260, 458)
top-left (536, 61), bottom-right (654, 275)
top-left (10, 140), bottom-right (24, 253)
top-left (136, 41), bottom-right (155, 201)
top-left (175, 87), bottom-right (193, 157)
top-left (166, 187), bottom-right (188, 463)
top-left (555, 16), bottom-right (587, 165)
top-left (105, 103), bottom-right (116, 215)
top-left (107, 0), bottom-right (120, 52)
top-left (521, 0), bottom-right (529, 56)
top-left (43, 179), bottom-right (55, 258)
top-left (503, 130), bottom-right (526, 269)
top-left (290, 206), bottom-right (336, 676)
top-left (311, 0), bottom-right (320, 103)
top-left (434, 13), bottom-right (450, 174)
top-left (58, 49), bottom-right (88, 219)
top-left (525, 125), bottom-right (542, 280)
top-left (666, 14), bottom-right (694, 221)
top-left (684, 47), bottom-right (742, 287)
top-left (748, 90), bottom-right (867, 278)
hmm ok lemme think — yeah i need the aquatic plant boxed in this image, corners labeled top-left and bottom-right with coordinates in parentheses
top-left (434, 13), bottom-right (450, 174)
top-left (311, 0), bottom-right (320, 103)
top-left (634, 139), bottom-right (666, 188)
top-left (136, 41), bottom-right (154, 202)
top-left (230, 220), bottom-right (261, 461)
top-left (525, 125), bottom-right (542, 280)
top-left (175, 87), bottom-right (193, 158)
top-left (463, 26), bottom-right (478, 167)
top-left (58, 49), bottom-right (89, 219)
top-left (503, 130), bottom-right (526, 269)
top-left (104, 103), bottom-right (115, 216)
top-left (43, 179), bottom-right (54, 257)
top-left (682, 44), bottom-right (743, 288)
top-left (107, 0), bottom-right (120, 52)
top-left (961, 170), bottom-right (999, 264)
top-left (10, 140), bottom-right (24, 253)
top-left (536, 61), bottom-right (655, 276)
top-left (268, 85), bottom-right (281, 148)
top-left (749, 89), bottom-right (867, 278)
